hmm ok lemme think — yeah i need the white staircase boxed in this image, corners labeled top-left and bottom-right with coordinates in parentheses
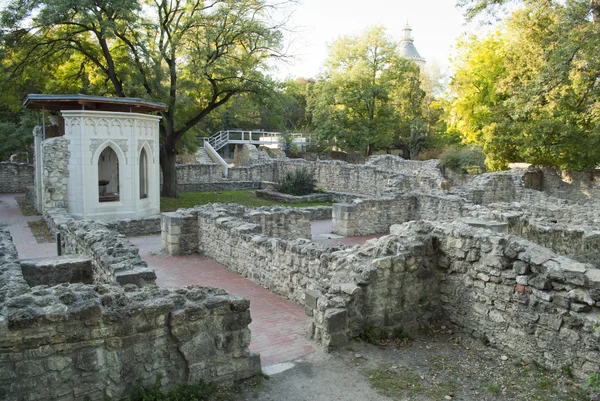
top-left (194, 148), bottom-right (216, 165)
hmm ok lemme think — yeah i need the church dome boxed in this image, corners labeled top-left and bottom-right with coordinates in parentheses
top-left (399, 23), bottom-right (425, 67)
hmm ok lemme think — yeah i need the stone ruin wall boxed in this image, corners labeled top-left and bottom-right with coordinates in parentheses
top-left (0, 162), bottom-right (34, 193)
top-left (106, 215), bottom-right (162, 237)
top-left (539, 167), bottom-right (600, 200)
top-left (45, 208), bottom-right (157, 287)
top-left (42, 137), bottom-right (69, 210)
top-left (161, 204), bottom-right (442, 347)
top-left (174, 155), bottom-right (447, 195)
top-left (0, 228), bottom-right (261, 401)
top-left (415, 221), bottom-right (600, 380)
top-left (332, 192), bottom-right (468, 236)
top-left (161, 205), bottom-right (314, 257)
top-left (160, 201), bottom-right (600, 380)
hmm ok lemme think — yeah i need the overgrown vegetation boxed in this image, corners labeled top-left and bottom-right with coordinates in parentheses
top-left (114, 373), bottom-right (268, 401)
top-left (450, 0), bottom-right (600, 171)
top-left (160, 189), bottom-right (331, 212)
top-left (27, 220), bottom-right (54, 243)
top-left (275, 167), bottom-right (318, 196)
top-left (129, 377), bottom-right (220, 401)
top-left (15, 196), bottom-right (38, 216)
top-left (358, 325), bottom-right (412, 346)
top-left (439, 146), bottom-right (486, 174)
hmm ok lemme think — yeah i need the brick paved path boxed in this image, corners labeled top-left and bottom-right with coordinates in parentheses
top-left (132, 236), bottom-right (316, 366)
top-left (0, 193), bottom-right (55, 259)
top-left (3, 192), bottom-right (380, 367)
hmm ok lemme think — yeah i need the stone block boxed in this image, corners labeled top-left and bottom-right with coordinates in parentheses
top-left (304, 290), bottom-right (322, 310)
top-left (20, 255), bottom-right (93, 287)
top-left (324, 308), bottom-right (347, 332)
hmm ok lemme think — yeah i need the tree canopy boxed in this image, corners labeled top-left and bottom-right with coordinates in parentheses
top-left (449, 0), bottom-right (600, 170)
top-left (310, 26), bottom-right (425, 156)
top-left (0, 0), bottom-right (288, 196)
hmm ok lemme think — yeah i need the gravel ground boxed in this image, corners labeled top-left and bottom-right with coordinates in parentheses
top-left (238, 327), bottom-right (600, 401)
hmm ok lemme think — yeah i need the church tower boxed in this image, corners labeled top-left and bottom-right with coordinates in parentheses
top-left (399, 23), bottom-right (426, 68)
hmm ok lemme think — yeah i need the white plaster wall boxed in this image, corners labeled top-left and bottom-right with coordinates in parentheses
top-left (62, 110), bottom-right (161, 220)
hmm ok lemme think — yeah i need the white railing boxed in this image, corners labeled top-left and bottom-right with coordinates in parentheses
top-left (202, 130), bottom-right (313, 151)
top-left (203, 141), bottom-right (229, 177)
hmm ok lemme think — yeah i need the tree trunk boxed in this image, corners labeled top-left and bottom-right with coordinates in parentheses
top-left (593, 0), bottom-right (600, 23)
top-left (161, 139), bottom-right (178, 198)
top-left (365, 143), bottom-right (374, 156)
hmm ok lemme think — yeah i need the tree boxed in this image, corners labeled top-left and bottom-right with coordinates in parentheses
top-left (449, 0), bottom-right (600, 170)
top-left (310, 26), bottom-right (424, 156)
top-left (1, 0), bottom-right (288, 196)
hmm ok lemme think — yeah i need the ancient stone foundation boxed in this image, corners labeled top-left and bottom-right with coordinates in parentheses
top-left (161, 163), bottom-right (600, 380)
top-left (0, 229), bottom-right (260, 400)
top-left (45, 208), bottom-right (156, 286)
top-left (0, 162), bottom-right (34, 193)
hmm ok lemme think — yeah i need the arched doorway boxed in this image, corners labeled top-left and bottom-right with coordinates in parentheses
top-left (139, 148), bottom-right (148, 199)
top-left (98, 146), bottom-right (120, 202)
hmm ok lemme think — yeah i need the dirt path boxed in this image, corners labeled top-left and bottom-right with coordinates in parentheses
top-left (239, 329), bottom-right (599, 401)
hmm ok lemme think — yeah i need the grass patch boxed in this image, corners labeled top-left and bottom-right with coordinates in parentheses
top-left (161, 190), bottom-right (332, 212)
top-left (27, 220), bottom-right (54, 243)
top-left (15, 196), bottom-right (38, 216)
top-left (368, 366), bottom-right (456, 400)
top-left (119, 372), bottom-right (269, 401)
top-left (485, 382), bottom-right (501, 395)
top-left (358, 325), bottom-right (412, 346)
top-left (368, 367), bottom-right (423, 397)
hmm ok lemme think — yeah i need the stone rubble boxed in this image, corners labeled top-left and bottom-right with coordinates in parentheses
top-left (0, 229), bottom-right (260, 400)
top-left (3, 151), bottom-right (600, 397)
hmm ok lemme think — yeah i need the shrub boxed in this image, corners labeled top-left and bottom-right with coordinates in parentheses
top-left (358, 324), bottom-right (411, 345)
top-left (439, 146), bottom-right (486, 174)
top-left (414, 148), bottom-right (444, 161)
top-left (129, 376), bottom-right (219, 401)
top-left (276, 167), bottom-right (317, 196)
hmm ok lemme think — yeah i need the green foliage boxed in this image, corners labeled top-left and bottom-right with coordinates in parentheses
top-left (585, 372), bottom-right (600, 391)
top-left (439, 146), bottom-right (486, 173)
top-left (449, 0), bottom-right (600, 171)
top-left (408, 119), bottom-right (428, 159)
top-left (276, 167), bottom-right (317, 196)
top-left (0, 0), bottom-right (287, 196)
top-left (129, 376), bottom-right (219, 401)
top-left (358, 324), bottom-right (411, 345)
top-left (0, 110), bottom-right (36, 161)
top-left (160, 190), bottom-right (332, 212)
top-left (310, 26), bottom-right (425, 156)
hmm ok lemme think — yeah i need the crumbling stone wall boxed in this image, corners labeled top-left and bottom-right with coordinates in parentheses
top-left (106, 215), bottom-right (162, 237)
top-left (228, 162), bottom-right (278, 182)
top-left (45, 208), bottom-right (156, 286)
top-left (280, 157), bottom-right (447, 196)
top-left (0, 162), bottom-right (34, 193)
top-left (20, 255), bottom-right (93, 287)
top-left (161, 203), bottom-right (600, 379)
top-left (469, 171), bottom-right (523, 204)
top-left (332, 197), bottom-right (415, 236)
top-left (392, 221), bottom-right (600, 380)
top-left (332, 192), bottom-right (469, 236)
top-left (174, 155), bottom-right (447, 195)
top-left (42, 137), bottom-right (69, 209)
top-left (161, 205), bottom-right (447, 347)
top-left (539, 166), bottom-right (600, 199)
top-left (243, 207), bottom-right (311, 239)
top-left (0, 230), bottom-right (260, 401)
top-left (162, 205), bottom-right (312, 257)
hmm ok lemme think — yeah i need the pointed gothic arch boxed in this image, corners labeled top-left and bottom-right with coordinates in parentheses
top-left (96, 142), bottom-right (125, 202)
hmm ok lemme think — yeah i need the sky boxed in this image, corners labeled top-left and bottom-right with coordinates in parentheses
top-left (271, 0), bottom-right (471, 79)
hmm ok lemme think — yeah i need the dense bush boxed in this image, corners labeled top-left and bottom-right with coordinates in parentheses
top-left (439, 146), bottom-right (486, 174)
top-left (276, 167), bottom-right (317, 196)
top-left (414, 148), bottom-right (444, 161)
